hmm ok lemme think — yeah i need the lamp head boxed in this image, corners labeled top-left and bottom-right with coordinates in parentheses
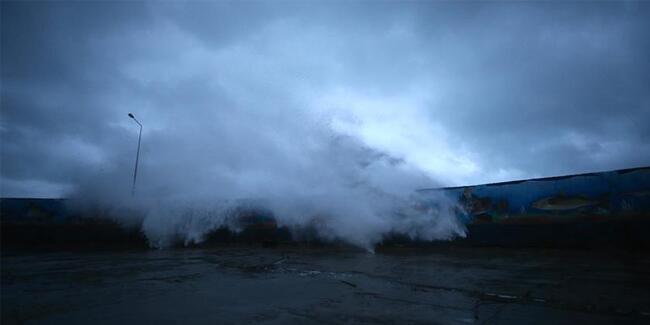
top-left (128, 113), bottom-right (135, 119)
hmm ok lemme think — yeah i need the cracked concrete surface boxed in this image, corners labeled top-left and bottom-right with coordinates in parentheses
top-left (2, 247), bottom-right (649, 324)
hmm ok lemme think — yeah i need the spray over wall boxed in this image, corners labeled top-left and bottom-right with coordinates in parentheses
top-left (68, 104), bottom-right (465, 250)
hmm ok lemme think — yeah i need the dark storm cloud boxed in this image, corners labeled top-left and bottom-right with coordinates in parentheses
top-left (1, 0), bottom-right (649, 198)
top-left (412, 1), bottom-right (650, 180)
top-left (1, 3), bottom-right (153, 197)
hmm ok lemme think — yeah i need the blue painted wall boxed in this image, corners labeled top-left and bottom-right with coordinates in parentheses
top-left (2, 167), bottom-right (650, 248)
top-left (418, 167), bottom-right (650, 225)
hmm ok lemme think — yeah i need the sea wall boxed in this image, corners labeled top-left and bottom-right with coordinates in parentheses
top-left (413, 166), bottom-right (650, 247)
top-left (420, 166), bottom-right (650, 225)
top-left (2, 167), bottom-right (649, 248)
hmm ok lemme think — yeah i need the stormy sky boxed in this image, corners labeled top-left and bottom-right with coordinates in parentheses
top-left (2, 1), bottom-right (650, 198)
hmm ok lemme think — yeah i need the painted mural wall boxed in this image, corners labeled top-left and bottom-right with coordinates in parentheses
top-left (418, 167), bottom-right (650, 225)
top-left (2, 167), bottom-right (650, 227)
top-left (1, 167), bottom-right (649, 247)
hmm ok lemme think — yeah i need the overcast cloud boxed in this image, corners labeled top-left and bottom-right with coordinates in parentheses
top-left (2, 1), bottom-right (650, 198)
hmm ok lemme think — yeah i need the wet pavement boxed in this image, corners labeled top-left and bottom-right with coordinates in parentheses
top-left (2, 246), bottom-right (650, 324)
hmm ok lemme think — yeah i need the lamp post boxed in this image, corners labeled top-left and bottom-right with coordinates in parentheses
top-left (128, 113), bottom-right (142, 197)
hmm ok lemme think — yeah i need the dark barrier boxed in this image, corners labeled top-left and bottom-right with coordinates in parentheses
top-left (0, 198), bottom-right (147, 249)
top-left (2, 167), bottom-right (649, 248)
top-left (414, 166), bottom-right (650, 248)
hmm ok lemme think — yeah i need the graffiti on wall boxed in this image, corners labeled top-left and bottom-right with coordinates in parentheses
top-left (418, 167), bottom-right (650, 225)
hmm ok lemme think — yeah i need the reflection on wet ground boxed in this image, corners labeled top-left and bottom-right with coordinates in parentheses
top-left (2, 246), bottom-right (649, 324)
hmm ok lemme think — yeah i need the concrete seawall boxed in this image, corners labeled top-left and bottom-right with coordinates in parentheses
top-left (2, 167), bottom-right (649, 248)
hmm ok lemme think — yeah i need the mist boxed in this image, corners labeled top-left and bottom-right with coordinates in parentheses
top-left (4, 1), bottom-right (650, 248)
top-left (69, 102), bottom-right (465, 249)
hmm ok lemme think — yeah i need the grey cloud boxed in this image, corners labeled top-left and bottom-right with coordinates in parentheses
top-left (1, 1), bottom-right (649, 193)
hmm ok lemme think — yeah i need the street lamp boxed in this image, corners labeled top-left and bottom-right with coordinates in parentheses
top-left (128, 113), bottom-right (142, 197)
